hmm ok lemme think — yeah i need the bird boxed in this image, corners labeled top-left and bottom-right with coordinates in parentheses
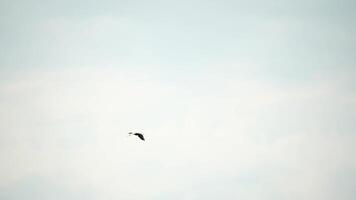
top-left (128, 132), bottom-right (145, 141)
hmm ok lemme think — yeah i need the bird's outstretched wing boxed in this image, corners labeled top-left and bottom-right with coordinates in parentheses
top-left (135, 133), bottom-right (145, 141)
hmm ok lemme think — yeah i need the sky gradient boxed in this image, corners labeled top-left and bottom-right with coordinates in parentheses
top-left (1, 0), bottom-right (356, 199)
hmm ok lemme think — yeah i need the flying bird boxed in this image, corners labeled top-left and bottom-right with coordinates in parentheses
top-left (128, 132), bottom-right (145, 141)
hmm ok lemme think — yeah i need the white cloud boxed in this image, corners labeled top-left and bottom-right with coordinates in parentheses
top-left (1, 67), bottom-right (355, 199)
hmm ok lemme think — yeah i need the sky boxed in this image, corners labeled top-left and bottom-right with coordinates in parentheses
top-left (0, 0), bottom-right (356, 199)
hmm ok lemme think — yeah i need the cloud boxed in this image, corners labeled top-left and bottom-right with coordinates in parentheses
top-left (0, 67), bottom-right (355, 199)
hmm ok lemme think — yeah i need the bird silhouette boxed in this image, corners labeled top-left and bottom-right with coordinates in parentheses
top-left (128, 132), bottom-right (145, 141)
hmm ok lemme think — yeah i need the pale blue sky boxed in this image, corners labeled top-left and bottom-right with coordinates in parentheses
top-left (1, 0), bottom-right (356, 199)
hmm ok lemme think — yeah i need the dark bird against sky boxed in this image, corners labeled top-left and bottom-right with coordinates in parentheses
top-left (128, 132), bottom-right (145, 141)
